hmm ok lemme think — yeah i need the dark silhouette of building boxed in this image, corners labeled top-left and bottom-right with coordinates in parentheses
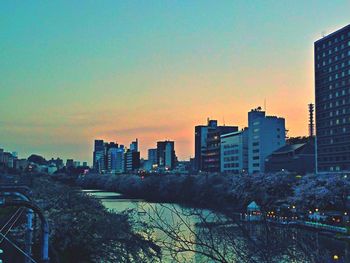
top-left (194, 119), bottom-right (216, 171)
top-left (265, 139), bottom-right (315, 174)
top-left (315, 24), bottom-right (350, 172)
top-left (93, 140), bottom-right (105, 172)
top-left (157, 141), bottom-right (176, 170)
top-left (125, 139), bottom-right (140, 172)
top-left (195, 119), bottom-right (238, 173)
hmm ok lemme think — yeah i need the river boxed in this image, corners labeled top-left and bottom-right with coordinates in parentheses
top-left (86, 190), bottom-right (350, 263)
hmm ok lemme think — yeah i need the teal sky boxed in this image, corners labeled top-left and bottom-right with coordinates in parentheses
top-left (1, 1), bottom-right (350, 163)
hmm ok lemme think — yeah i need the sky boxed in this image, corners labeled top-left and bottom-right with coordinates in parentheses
top-left (1, 1), bottom-right (350, 163)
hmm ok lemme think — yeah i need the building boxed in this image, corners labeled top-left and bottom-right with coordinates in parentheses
top-left (66, 159), bottom-right (74, 169)
top-left (125, 139), bottom-right (140, 172)
top-left (220, 129), bottom-right (248, 174)
top-left (194, 120), bottom-right (214, 171)
top-left (248, 107), bottom-right (286, 174)
top-left (93, 140), bottom-right (106, 172)
top-left (201, 120), bottom-right (238, 173)
top-left (107, 145), bottom-right (125, 173)
top-left (15, 158), bottom-right (28, 171)
top-left (195, 119), bottom-right (238, 172)
top-left (265, 140), bottom-right (315, 174)
top-left (148, 149), bottom-right (158, 166)
top-left (315, 24), bottom-right (350, 172)
top-left (0, 148), bottom-right (4, 164)
top-left (157, 141), bottom-right (176, 170)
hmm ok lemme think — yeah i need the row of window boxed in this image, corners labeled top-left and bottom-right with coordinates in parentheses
top-left (316, 32), bottom-right (350, 50)
top-left (316, 78), bottom-right (350, 91)
top-left (319, 155), bottom-right (350, 162)
top-left (316, 45), bottom-right (350, 60)
top-left (317, 52), bottom-right (350, 68)
top-left (318, 145), bottom-right (350, 153)
top-left (323, 61), bottom-right (350, 74)
top-left (320, 98), bottom-right (348, 110)
top-left (223, 149), bottom-right (240, 155)
top-left (318, 136), bottom-right (350, 145)
top-left (326, 69), bottom-right (350, 82)
top-left (318, 127), bottom-right (347, 136)
top-left (223, 163), bottom-right (240, 168)
top-left (222, 144), bottom-right (238, 149)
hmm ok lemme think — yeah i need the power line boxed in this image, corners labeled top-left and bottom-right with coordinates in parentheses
top-left (0, 208), bottom-right (22, 233)
top-left (0, 231), bottom-right (38, 263)
top-left (0, 208), bottom-right (24, 244)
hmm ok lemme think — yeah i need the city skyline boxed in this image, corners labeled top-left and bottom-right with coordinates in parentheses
top-left (1, 1), bottom-right (350, 162)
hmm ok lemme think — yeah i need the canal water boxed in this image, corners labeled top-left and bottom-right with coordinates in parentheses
top-left (86, 190), bottom-right (350, 263)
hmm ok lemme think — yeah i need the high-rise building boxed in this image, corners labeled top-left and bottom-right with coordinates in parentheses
top-left (194, 120), bottom-right (215, 171)
top-left (195, 119), bottom-right (238, 173)
top-left (148, 149), bottom-right (158, 165)
top-left (157, 141), bottom-right (176, 170)
top-left (315, 24), bottom-right (350, 172)
top-left (220, 129), bottom-right (248, 174)
top-left (129, 139), bottom-right (138, 152)
top-left (125, 139), bottom-right (140, 172)
top-left (93, 140), bottom-right (106, 172)
top-left (108, 145), bottom-right (125, 173)
top-left (248, 107), bottom-right (286, 174)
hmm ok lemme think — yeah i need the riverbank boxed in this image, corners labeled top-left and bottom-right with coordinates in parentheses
top-left (87, 189), bottom-right (350, 263)
top-left (76, 172), bottom-right (350, 238)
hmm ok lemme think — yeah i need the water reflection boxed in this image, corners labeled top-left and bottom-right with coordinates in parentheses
top-left (87, 191), bottom-right (349, 263)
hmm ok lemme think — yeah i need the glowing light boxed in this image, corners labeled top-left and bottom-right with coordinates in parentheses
top-left (333, 255), bottom-right (339, 260)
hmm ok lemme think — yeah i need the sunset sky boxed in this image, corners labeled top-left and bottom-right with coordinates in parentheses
top-left (1, 1), bottom-right (350, 163)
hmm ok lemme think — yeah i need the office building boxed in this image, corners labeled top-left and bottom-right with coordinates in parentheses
top-left (148, 149), bottom-right (158, 165)
top-left (93, 140), bottom-right (106, 172)
top-left (108, 145), bottom-right (125, 173)
top-left (196, 119), bottom-right (238, 173)
top-left (248, 107), bottom-right (286, 174)
top-left (194, 120), bottom-right (215, 171)
top-left (125, 139), bottom-right (140, 172)
top-left (315, 24), bottom-right (350, 172)
top-left (220, 129), bottom-right (248, 174)
top-left (157, 141), bottom-right (176, 170)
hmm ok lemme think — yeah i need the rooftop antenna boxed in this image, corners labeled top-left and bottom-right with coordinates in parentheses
top-left (322, 31), bottom-right (326, 38)
top-left (222, 116), bottom-right (225, 126)
top-left (264, 98), bottom-right (267, 112)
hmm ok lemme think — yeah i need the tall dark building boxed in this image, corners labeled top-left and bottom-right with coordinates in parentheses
top-left (93, 140), bottom-right (105, 172)
top-left (125, 139), bottom-right (140, 172)
top-left (315, 24), bottom-right (350, 172)
top-left (157, 141), bottom-right (176, 170)
top-left (195, 119), bottom-right (238, 172)
top-left (194, 120), bottom-right (216, 171)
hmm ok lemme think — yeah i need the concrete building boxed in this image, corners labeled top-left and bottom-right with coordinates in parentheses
top-left (220, 129), bottom-right (248, 174)
top-left (314, 24), bottom-right (350, 172)
top-left (157, 141), bottom-right (176, 170)
top-left (248, 107), bottom-right (286, 174)
top-left (202, 122), bottom-right (238, 173)
top-left (195, 119), bottom-right (238, 172)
